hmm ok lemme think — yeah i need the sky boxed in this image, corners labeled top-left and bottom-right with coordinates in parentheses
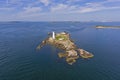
top-left (0, 0), bottom-right (120, 21)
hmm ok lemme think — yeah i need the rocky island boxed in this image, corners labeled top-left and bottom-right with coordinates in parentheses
top-left (96, 25), bottom-right (120, 29)
top-left (37, 32), bottom-right (94, 65)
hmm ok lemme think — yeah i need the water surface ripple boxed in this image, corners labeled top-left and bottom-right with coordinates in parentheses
top-left (0, 22), bottom-right (120, 80)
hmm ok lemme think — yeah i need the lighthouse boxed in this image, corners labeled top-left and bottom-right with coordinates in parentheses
top-left (52, 31), bottom-right (55, 39)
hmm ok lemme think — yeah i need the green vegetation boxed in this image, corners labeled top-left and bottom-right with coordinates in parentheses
top-left (55, 34), bottom-right (68, 40)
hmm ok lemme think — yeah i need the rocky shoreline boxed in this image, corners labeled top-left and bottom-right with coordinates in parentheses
top-left (37, 32), bottom-right (94, 65)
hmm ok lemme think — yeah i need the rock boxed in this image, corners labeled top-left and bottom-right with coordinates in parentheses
top-left (58, 53), bottom-right (68, 58)
top-left (78, 49), bottom-right (94, 58)
top-left (37, 32), bottom-right (94, 65)
top-left (66, 50), bottom-right (78, 57)
top-left (66, 58), bottom-right (76, 65)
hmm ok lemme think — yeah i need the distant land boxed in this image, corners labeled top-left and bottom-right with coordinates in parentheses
top-left (96, 25), bottom-right (120, 29)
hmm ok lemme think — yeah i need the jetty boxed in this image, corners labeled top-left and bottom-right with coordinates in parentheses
top-left (37, 32), bottom-right (94, 65)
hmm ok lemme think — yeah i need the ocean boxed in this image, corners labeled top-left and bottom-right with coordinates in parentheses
top-left (0, 22), bottom-right (120, 80)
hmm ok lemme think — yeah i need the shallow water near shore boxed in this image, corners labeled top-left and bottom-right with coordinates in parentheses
top-left (0, 22), bottom-right (120, 80)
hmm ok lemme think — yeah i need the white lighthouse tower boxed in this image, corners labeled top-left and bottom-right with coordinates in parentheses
top-left (52, 31), bottom-right (55, 39)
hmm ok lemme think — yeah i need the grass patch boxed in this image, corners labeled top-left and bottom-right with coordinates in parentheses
top-left (55, 35), bottom-right (67, 40)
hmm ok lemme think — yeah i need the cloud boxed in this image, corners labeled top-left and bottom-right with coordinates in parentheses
top-left (51, 4), bottom-right (79, 14)
top-left (23, 7), bottom-right (42, 13)
top-left (51, 4), bottom-right (68, 12)
top-left (50, 3), bottom-right (93, 13)
top-left (17, 7), bottom-right (42, 17)
top-left (50, 0), bottom-right (120, 14)
top-left (38, 0), bottom-right (50, 6)
top-left (77, 1), bottom-right (120, 13)
top-left (85, 2), bottom-right (102, 7)
top-left (0, 0), bottom-right (120, 21)
top-left (79, 6), bottom-right (120, 13)
top-left (0, 7), bottom-right (14, 11)
top-left (8, 0), bottom-right (21, 3)
top-left (7, 0), bottom-right (22, 4)
top-left (106, 0), bottom-right (120, 2)
top-left (79, 8), bottom-right (99, 13)
top-left (66, 0), bottom-right (83, 3)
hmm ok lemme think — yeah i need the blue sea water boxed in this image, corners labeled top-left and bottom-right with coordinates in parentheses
top-left (0, 22), bottom-right (120, 80)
